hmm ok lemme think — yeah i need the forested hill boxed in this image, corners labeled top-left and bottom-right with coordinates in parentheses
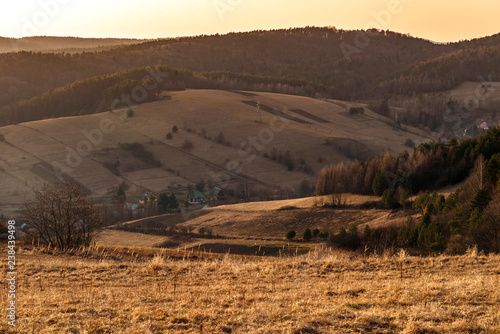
top-left (1, 27), bottom-right (500, 111)
top-left (0, 36), bottom-right (143, 53)
top-left (316, 126), bottom-right (500, 253)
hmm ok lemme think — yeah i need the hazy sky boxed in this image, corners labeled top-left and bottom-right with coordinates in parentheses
top-left (1, 0), bottom-right (500, 42)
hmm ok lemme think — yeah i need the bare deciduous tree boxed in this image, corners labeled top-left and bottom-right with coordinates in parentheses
top-left (23, 182), bottom-right (102, 250)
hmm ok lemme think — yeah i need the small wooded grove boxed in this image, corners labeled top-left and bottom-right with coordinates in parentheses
top-left (316, 127), bottom-right (500, 253)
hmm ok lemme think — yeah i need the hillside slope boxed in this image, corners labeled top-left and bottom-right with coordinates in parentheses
top-left (2, 27), bottom-right (500, 110)
top-left (0, 89), bottom-right (431, 217)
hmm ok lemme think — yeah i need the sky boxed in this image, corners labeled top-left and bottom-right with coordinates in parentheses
top-left (1, 0), bottom-right (500, 43)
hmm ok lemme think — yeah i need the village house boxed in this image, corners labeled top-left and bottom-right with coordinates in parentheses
top-left (188, 192), bottom-right (206, 204)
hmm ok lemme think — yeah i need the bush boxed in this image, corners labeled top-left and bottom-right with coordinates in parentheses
top-left (318, 231), bottom-right (329, 239)
top-left (397, 217), bottom-right (418, 247)
top-left (216, 131), bottom-right (225, 144)
top-left (405, 138), bottom-right (415, 148)
top-left (166, 132), bottom-right (173, 140)
top-left (181, 139), bottom-right (193, 150)
top-left (303, 228), bottom-right (312, 242)
top-left (195, 182), bottom-right (205, 193)
top-left (172, 125), bottom-right (178, 133)
top-left (119, 143), bottom-right (161, 167)
top-left (312, 228), bottom-right (320, 239)
top-left (126, 109), bottom-right (135, 118)
top-left (333, 225), bottom-right (361, 249)
top-left (285, 230), bottom-right (296, 241)
top-left (349, 107), bottom-right (364, 115)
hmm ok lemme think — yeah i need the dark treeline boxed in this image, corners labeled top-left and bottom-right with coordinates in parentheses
top-left (0, 66), bottom-right (314, 125)
top-left (317, 127), bottom-right (500, 201)
top-left (2, 27), bottom-right (500, 110)
top-left (0, 36), bottom-right (142, 54)
top-left (378, 46), bottom-right (500, 95)
top-left (317, 127), bottom-right (500, 253)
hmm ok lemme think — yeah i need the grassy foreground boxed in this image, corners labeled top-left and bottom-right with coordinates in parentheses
top-left (1, 246), bottom-right (499, 333)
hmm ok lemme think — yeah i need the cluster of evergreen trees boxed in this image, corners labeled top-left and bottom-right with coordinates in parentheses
top-left (390, 153), bottom-right (500, 254)
top-left (157, 193), bottom-right (178, 214)
top-left (317, 127), bottom-right (500, 253)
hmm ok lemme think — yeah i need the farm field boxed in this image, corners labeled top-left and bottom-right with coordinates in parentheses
top-left (1, 246), bottom-right (498, 333)
top-left (112, 195), bottom-right (410, 240)
top-left (0, 89), bottom-right (432, 218)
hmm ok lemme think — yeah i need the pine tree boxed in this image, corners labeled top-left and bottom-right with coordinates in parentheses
top-left (470, 188), bottom-right (492, 213)
top-left (303, 228), bottom-right (313, 242)
top-left (169, 194), bottom-right (179, 209)
top-left (157, 193), bottom-right (169, 212)
top-left (372, 170), bottom-right (389, 196)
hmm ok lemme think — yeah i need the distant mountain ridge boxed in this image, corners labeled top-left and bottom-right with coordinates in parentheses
top-left (1, 27), bottom-right (499, 126)
top-left (0, 36), bottom-right (143, 53)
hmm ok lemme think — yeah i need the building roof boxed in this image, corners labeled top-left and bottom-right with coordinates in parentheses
top-left (210, 187), bottom-right (221, 196)
top-left (188, 192), bottom-right (205, 199)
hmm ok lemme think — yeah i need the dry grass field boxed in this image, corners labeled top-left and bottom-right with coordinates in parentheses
top-left (0, 89), bottom-right (432, 217)
top-left (1, 245), bottom-right (499, 333)
top-left (449, 81), bottom-right (500, 104)
top-left (96, 230), bottom-right (169, 248)
top-left (116, 195), bottom-right (408, 243)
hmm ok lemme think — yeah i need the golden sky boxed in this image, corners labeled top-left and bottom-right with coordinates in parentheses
top-left (1, 0), bottom-right (500, 42)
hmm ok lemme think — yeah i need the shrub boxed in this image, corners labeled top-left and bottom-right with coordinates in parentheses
top-left (285, 230), bottom-right (296, 241)
top-left (126, 109), bottom-right (135, 118)
top-left (405, 138), bottom-right (415, 148)
top-left (349, 107), bottom-right (365, 115)
top-left (397, 217), bottom-right (418, 247)
top-left (312, 228), bottom-right (320, 239)
top-left (216, 131), bottom-right (225, 144)
top-left (195, 182), bottom-right (205, 192)
top-left (181, 139), bottom-right (193, 150)
top-left (119, 143), bottom-right (161, 167)
top-left (334, 225), bottom-right (361, 249)
top-left (172, 125), bottom-right (178, 133)
top-left (166, 132), bottom-right (173, 140)
top-left (318, 231), bottom-right (329, 239)
top-left (303, 228), bottom-right (312, 242)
